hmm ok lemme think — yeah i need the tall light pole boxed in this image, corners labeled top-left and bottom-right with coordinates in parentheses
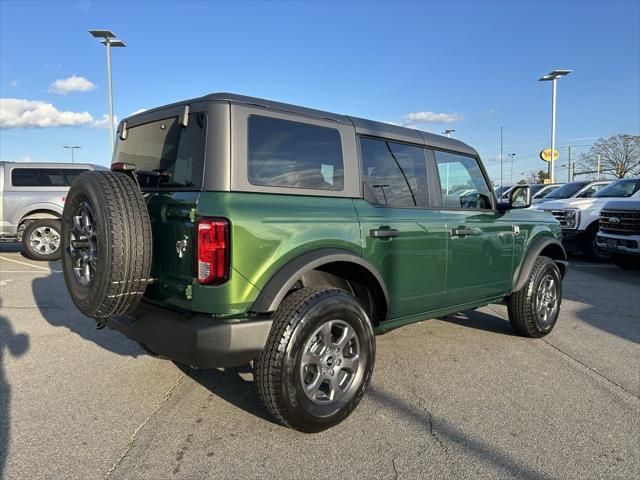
top-left (89, 29), bottom-right (126, 155)
top-left (506, 153), bottom-right (516, 185)
top-left (499, 126), bottom-right (504, 189)
top-left (63, 145), bottom-right (81, 163)
top-left (538, 69), bottom-right (572, 183)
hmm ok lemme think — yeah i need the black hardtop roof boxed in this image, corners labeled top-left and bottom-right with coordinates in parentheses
top-left (126, 92), bottom-right (477, 156)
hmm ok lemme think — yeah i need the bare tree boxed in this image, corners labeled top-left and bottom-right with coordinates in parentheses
top-left (580, 134), bottom-right (640, 178)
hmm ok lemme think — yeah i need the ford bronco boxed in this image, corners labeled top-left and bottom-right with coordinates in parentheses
top-left (61, 93), bottom-right (568, 432)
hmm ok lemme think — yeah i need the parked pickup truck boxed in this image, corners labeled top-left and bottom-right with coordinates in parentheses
top-left (597, 200), bottom-right (640, 269)
top-left (0, 162), bottom-right (103, 260)
top-left (536, 178), bottom-right (640, 260)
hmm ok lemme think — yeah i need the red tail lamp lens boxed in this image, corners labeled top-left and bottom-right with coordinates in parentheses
top-left (197, 219), bottom-right (229, 285)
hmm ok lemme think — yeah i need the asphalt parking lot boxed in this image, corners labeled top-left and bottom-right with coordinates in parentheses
top-left (1, 243), bottom-right (638, 480)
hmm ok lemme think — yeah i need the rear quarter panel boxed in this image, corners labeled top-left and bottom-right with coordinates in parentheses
top-left (194, 191), bottom-right (361, 314)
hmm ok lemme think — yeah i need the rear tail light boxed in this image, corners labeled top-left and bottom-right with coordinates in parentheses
top-left (197, 219), bottom-right (229, 285)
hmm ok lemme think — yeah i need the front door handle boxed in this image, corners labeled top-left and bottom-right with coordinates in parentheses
top-left (451, 227), bottom-right (480, 237)
top-left (370, 228), bottom-right (400, 238)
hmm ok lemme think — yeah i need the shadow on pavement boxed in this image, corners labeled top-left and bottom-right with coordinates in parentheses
top-left (178, 363), bottom-right (279, 426)
top-left (31, 270), bottom-right (143, 358)
top-left (368, 387), bottom-right (554, 480)
top-left (442, 309), bottom-right (517, 336)
top-left (0, 302), bottom-right (30, 478)
top-left (0, 243), bottom-right (21, 254)
top-left (562, 260), bottom-right (640, 343)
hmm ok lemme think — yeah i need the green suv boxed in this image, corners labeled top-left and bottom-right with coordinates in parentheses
top-left (61, 93), bottom-right (567, 432)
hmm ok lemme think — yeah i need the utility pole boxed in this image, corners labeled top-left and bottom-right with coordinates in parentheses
top-left (567, 145), bottom-right (572, 183)
top-left (500, 126), bottom-right (504, 190)
top-left (597, 154), bottom-right (601, 180)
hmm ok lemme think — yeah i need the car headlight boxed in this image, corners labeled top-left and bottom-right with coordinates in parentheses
top-left (562, 208), bottom-right (580, 229)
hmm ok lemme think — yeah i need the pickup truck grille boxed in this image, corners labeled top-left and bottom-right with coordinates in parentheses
top-left (547, 210), bottom-right (571, 227)
top-left (600, 209), bottom-right (640, 235)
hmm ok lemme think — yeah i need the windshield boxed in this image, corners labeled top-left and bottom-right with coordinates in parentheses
top-left (114, 113), bottom-right (207, 189)
top-left (544, 181), bottom-right (589, 199)
top-left (593, 178), bottom-right (640, 198)
top-left (535, 185), bottom-right (560, 198)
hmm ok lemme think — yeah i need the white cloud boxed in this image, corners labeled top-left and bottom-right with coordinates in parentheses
top-left (403, 111), bottom-right (463, 124)
top-left (0, 98), bottom-right (93, 128)
top-left (10, 80), bottom-right (19, 87)
top-left (18, 156), bottom-right (32, 162)
top-left (49, 75), bottom-right (96, 95)
top-left (91, 113), bottom-right (118, 129)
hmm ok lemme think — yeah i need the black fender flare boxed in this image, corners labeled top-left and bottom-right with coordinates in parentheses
top-left (249, 248), bottom-right (390, 316)
top-left (512, 236), bottom-right (568, 293)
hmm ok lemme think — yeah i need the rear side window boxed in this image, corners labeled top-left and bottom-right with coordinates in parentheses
top-left (115, 113), bottom-right (207, 189)
top-left (248, 115), bottom-right (344, 191)
top-left (435, 151), bottom-right (493, 209)
top-left (11, 168), bottom-right (66, 187)
top-left (360, 137), bottom-right (429, 207)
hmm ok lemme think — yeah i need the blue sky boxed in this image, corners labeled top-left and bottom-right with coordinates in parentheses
top-left (1, 0), bottom-right (639, 184)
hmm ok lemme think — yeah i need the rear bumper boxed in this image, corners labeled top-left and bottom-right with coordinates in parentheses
top-left (107, 302), bottom-right (272, 368)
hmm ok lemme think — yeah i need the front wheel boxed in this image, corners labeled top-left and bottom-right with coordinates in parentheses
top-left (507, 256), bottom-right (562, 338)
top-left (254, 287), bottom-right (375, 432)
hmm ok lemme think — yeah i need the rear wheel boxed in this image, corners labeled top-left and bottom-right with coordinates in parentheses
top-left (254, 287), bottom-right (375, 432)
top-left (21, 219), bottom-right (62, 261)
top-left (507, 256), bottom-right (562, 338)
top-left (61, 171), bottom-right (152, 319)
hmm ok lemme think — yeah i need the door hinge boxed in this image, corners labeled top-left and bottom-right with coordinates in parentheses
top-left (185, 284), bottom-right (193, 300)
top-left (189, 208), bottom-right (197, 223)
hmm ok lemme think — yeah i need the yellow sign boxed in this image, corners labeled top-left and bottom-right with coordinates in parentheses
top-left (540, 148), bottom-right (560, 162)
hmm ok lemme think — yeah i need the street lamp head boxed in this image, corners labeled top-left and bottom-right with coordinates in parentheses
top-left (442, 129), bottom-right (455, 135)
top-left (103, 39), bottom-right (126, 48)
top-left (549, 69), bottom-right (572, 77)
top-left (539, 69), bottom-right (572, 81)
top-left (89, 29), bottom-right (115, 39)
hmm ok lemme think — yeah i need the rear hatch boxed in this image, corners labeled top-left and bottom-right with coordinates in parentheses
top-left (113, 111), bottom-right (207, 311)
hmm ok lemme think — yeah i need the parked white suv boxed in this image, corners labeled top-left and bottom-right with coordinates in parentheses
top-left (536, 178), bottom-right (640, 260)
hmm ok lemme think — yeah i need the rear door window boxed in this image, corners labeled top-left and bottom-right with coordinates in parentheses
top-left (11, 168), bottom-right (66, 187)
top-left (248, 115), bottom-right (344, 191)
top-left (435, 151), bottom-right (493, 209)
top-left (360, 137), bottom-right (429, 207)
top-left (115, 113), bottom-right (207, 189)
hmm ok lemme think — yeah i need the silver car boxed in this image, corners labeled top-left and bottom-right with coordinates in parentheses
top-left (0, 162), bottom-right (104, 260)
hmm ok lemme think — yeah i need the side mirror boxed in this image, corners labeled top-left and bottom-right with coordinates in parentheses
top-left (498, 185), bottom-right (531, 211)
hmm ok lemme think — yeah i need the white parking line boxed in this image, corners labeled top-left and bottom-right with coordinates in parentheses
top-left (0, 270), bottom-right (59, 274)
top-left (0, 255), bottom-right (61, 272)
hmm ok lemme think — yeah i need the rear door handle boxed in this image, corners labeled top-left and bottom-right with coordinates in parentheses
top-left (370, 228), bottom-right (400, 238)
top-left (451, 227), bottom-right (480, 237)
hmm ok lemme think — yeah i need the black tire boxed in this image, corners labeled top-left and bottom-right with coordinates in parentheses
top-left (582, 226), bottom-right (610, 261)
top-left (254, 287), bottom-right (375, 432)
top-left (61, 171), bottom-right (152, 319)
top-left (507, 256), bottom-right (562, 338)
top-left (612, 253), bottom-right (640, 270)
top-left (21, 219), bottom-right (62, 261)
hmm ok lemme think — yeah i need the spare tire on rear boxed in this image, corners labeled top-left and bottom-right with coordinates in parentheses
top-left (61, 170), bottom-right (152, 319)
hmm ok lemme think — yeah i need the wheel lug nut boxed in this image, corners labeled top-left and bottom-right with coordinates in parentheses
top-left (329, 369), bottom-right (335, 375)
